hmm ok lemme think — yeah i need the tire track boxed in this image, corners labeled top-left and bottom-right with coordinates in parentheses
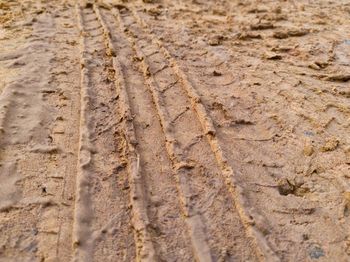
top-left (93, 5), bottom-right (156, 261)
top-left (129, 7), bottom-right (280, 262)
top-left (73, 4), bottom-right (135, 261)
top-left (112, 8), bottom-right (213, 260)
top-left (73, 5), bottom-right (95, 260)
top-left (95, 5), bottom-right (195, 261)
top-left (113, 6), bottom-right (260, 261)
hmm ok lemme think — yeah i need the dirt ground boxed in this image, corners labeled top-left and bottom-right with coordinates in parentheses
top-left (0, 0), bottom-right (350, 261)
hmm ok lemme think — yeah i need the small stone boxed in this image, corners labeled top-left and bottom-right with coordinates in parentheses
top-left (320, 137), bottom-right (339, 152)
top-left (309, 63), bottom-right (321, 70)
top-left (277, 179), bottom-right (295, 196)
top-left (213, 70), bottom-right (222, 76)
top-left (303, 143), bottom-right (314, 156)
top-left (309, 245), bottom-right (324, 259)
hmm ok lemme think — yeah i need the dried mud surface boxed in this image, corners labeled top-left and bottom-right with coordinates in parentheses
top-left (0, 0), bottom-right (350, 261)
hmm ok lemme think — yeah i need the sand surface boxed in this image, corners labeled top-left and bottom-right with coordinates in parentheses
top-left (0, 0), bottom-right (350, 261)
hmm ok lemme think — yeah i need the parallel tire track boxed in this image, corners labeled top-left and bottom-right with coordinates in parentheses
top-left (74, 5), bottom-right (135, 261)
top-left (75, 2), bottom-right (276, 261)
top-left (110, 9), bottom-right (213, 261)
top-left (130, 7), bottom-right (280, 261)
top-left (112, 6), bottom-right (261, 261)
top-left (94, 5), bottom-right (156, 261)
top-left (95, 5), bottom-right (195, 261)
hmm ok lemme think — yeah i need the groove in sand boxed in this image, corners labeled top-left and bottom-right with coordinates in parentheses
top-left (72, 4), bottom-right (94, 261)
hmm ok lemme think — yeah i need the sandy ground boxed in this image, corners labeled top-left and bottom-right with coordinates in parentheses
top-left (0, 0), bottom-right (350, 261)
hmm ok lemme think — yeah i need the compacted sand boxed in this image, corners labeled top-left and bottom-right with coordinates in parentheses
top-left (0, 0), bottom-right (350, 261)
